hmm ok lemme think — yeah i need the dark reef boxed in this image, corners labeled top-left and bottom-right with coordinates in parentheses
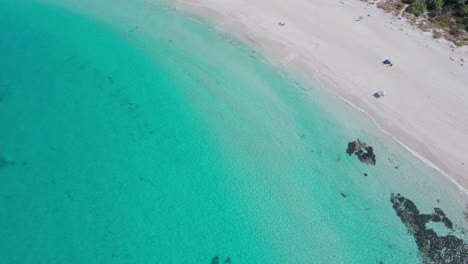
top-left (211, 256), bottom-right (231, 264)
top-left (346, 139), bottom-right (376, 165)
top-left (390, 193), bottom-right (468, 263)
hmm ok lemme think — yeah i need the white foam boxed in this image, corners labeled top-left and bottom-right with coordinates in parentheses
top-left (329, 91), bottom-right (468, 196)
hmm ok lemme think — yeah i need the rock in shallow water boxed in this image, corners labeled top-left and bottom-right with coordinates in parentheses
top-left (346, 139), bottom-right (376, 165)
top-left (211, 256), bottom-right (231, 264)
top-left (390, 193), bottom-right (468, 263)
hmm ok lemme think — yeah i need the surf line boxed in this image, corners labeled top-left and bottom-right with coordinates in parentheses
top-left (332, 92), bottom-right (468, 196)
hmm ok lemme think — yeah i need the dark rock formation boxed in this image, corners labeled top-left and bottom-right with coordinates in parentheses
top-left (390, 193), bottom-right (468, 263)
top-left (211, 256), bottom-right (230, 264)
top-left (434, 208), bottom-right (446, 218)
top-left (442, 217), bottom-right (454, 230)
top-left (346, 139), bottom-right (376, 165)
top-left (346, 141), bottom-right (357, 155)
top-left (431, 213), bottom-right (442, 222)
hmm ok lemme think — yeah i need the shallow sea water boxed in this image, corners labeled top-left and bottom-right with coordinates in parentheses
top-left (0, 0), bottom-right (466, 263)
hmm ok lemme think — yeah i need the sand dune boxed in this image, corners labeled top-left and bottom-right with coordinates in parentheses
top-left (173, 0), bottom-right (468, 193)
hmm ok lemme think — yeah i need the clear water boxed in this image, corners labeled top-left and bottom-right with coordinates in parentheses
top-left (0, 0), bottom-right (466, 263)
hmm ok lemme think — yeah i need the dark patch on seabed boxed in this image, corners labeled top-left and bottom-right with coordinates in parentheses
top-left (0, 155), bottom-right (13, 169)
top-left (346, 139), bottom-right (376, 165)
top-left (390, 193), bottom-right (468, 263)
top-left (211, 256), bottom-right (231, 264)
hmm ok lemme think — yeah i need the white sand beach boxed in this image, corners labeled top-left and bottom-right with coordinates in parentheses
top-left (172, 0), bottom-right (468, 193)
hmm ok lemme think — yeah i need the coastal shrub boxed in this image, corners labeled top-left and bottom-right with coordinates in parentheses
top-left (406, 1), bottom-right (427, 17)
top-left (395, 0), bottom-right (468, 41)
top-left (432, 29), bottom-right (443, 38)
top-left (434, 15), bottom-right (452, 27)
top-left (427, 0), bottom-right (444, 16)
top-left (450, 26), bottom-right (464, 36)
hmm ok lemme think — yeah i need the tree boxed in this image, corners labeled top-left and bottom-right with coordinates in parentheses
top-left (406, 1), bottom-right (427, 16)
top-left (427, 0), bottom-right (445, 16)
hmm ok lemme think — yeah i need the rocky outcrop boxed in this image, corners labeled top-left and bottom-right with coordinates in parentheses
top-left (346, 139), bottom-right (376, 165)
top-left (390, 193), bottom-right (468, 263)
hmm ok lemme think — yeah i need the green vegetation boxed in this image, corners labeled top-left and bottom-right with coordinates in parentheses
top-left (432, 28), bottom-right (443, 38)
top-left (401, 0), bottom-right (468, 33)
top-left (382, 0), bottom-right (468, 44)
top-left (406, 1), bottom-right (427, 16)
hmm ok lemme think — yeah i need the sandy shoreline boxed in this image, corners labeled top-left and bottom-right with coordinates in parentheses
top-left (172, 0), bottom-right (468, 194)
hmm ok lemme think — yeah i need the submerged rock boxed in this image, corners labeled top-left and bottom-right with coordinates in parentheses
top-left (441, 217), bottom-right (454, 230)
top-left (346, 141), bottom-right (357, 155)
top-left (346, 139), bottom-right (376, 165)
top-left (390, 193), bottom-right (468, 263)
top-left (431, 213), bottom-right (442, 222)
top-left (434, 208), bottom-right (446, 218)
top-left (211, 256), bottom-right (219, 264)
top-left (211, 256), bottom-right (231, 264)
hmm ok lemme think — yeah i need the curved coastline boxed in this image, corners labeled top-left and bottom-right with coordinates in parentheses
top-left (331, 90), bottom-right (468, 195)
top-left (1, 0), bottom-right (467, 262)
top-left (172, 0), bottom-right (468, 195)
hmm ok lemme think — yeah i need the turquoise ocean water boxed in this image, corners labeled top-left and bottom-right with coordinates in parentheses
top-left (0, 0), bottom-right (466, 263)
